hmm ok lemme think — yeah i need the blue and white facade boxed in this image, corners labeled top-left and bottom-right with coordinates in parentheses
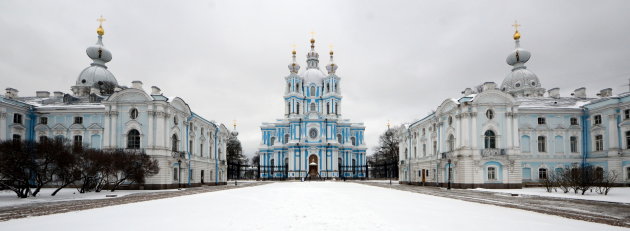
top-left (259, 38), bottom-right (367, 179)
top-left (0, 23), bottom-right (229, 189)
top-left (398, 28), bottom-right (630, 188)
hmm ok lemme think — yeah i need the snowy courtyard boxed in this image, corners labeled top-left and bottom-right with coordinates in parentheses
top-left (0, 182), bottom-right (627, 231)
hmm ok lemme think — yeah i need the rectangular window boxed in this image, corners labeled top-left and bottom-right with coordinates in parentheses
top-left (570, 136), bottom-right (578, 153)
top-left (627, 167), bottom-right (630, 180)
top-left (433, 141), bottom-right (437, 155)
top-left (190, 169), bottom-right (194, 180)
top-left (189, 140), bottom-right (194, 155)
top-left (173, 168), bottom-right (178, 180)
top-left (488, 167), bottom-right (496, 180)
top-left (74, 116), bottom-right (83, 124)
top-left (595, 135), bottom-right (604, 151)
top-left (537, 136), bottom-right (546, 152)
top-left (539, 168), bottom-right (547, 180)
top-left (13, 114), bottom-right (22, 124)
top-left (40, 117), bottom-right (48, 125)
top-left (537, 117), bottom-right (546, 125)
top-left (570, 117), bottom-right (578, 126)
top-left (626, 131), bottom-right (630, 149)
top-left (73, 135), bottom-right (82, 147)
top-left (594, 115), bottom-right (602, 125)
top-left (200, 143), bottom-right (203, 157)
top-left (12, 134), bottom-right (21, 142)
top-left (625, 109), bottom-right (630, 120)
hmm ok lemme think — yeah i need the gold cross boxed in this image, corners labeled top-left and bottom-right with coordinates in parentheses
top-left (97, 15), bottom-right (106, 26)
top-left (512, 20), bottom-right (521, 31)
top-left (328, 43), bottom-right (334, 50)
top-left (233, 120), bottom-right (237, 130)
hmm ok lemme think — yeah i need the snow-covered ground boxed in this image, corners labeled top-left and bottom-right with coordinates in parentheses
top-left (0, 182), bottom-right (626, 230)
top-left (0, 188), bottom-right (179, 208)
top-left (472, 187), bottom-right (630, 204)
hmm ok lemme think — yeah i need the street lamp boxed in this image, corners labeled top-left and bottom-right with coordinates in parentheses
top-left (177, 159), bottom-right (182, 190)
top-left (447, 159), bottom-right (452, 190)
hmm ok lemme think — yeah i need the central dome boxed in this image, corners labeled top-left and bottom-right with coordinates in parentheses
top-left (301, 68), bottom-right (326, 84)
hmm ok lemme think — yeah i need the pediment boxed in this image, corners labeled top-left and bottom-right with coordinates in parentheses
top-left (52, 123), bottom-right (67, 131)
top-left (69, 123), bottom-right (86, 130)
top-left (35, 124), bottom-right (50, 131)
top-left (87, 123), bottom-right (104, 130)
top-left (106, 88), bottom-right (152, 102)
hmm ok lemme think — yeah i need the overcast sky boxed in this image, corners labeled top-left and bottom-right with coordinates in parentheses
top-left (1, 0), bottom-right (629, 156)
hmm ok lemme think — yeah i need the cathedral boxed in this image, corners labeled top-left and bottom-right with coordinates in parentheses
top-left (0, 18), bottom-right (229, 189)
top-left (258, 37), bottom-right (367, 179)
top-left (398, 24), bottom-right (630, 188)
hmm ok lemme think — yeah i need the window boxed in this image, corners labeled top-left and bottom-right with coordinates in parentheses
top-left (433, 141), bottom-right (437, 155)
top-left (422, 128), bottom-right (426, 135)
top-left (173, 168), bottom-right (178, 180)
top-left (287, 103), bottom-right (291, 114)
top-left (486, 109), bottom-right (494, 119)
top-left (127, 129), bottom-right (140, 149)
top-left (201, 170), bottom-right (205, 183)
top-left (189, 140), bottom-right (193, 154)
top-left (74, 116), bottom-right (83, 124)
top-left (594, 115), bottom-right (602, 125)
top-left (595, 135), bottom-right (603, 151)
top-left (310, 86), bottom-right (315, 96)
top-left (488, 167), bottom-right (496, 180)
top-left (270, 159), bottom-right (275, 174)
top-left (447, 134), bottom-right (455, 151)
top-left (570, 136), bottom-right (578, 153)
top-left (130, 108), bottom-right (138, 119)
top-left (73, 135), bottom-right (82, 147)
top-left (484, 130), bottom-right (496, 149)
top-left (626, 131), bottom-right (630, 149)
top-left (200, 143), bottom-right (203, 157)
top-left (537, 136), bottom-right (546, 152)
top-left (326, 83), bottom-right (330, 92)
top-left (172, 134), bottom-right (179, 152)
top-left (337, 134), bottom-right (342, 143)
top-left (296, 103), bottom-right (300, 114)
top-left (414, 147), bottom-right (417, 158)
top-left (310, 103), bottom-right (316, 112)
top-left (270, 137), bottom-right (275, 146)
top-left (423, 144), bottom-right (426, 156)
top-left (13, 114), bottom-right (22, 124)
top-left (190, 169), bottom-right (194, 180)
top-left (570, 117), bottom-right (578, 126)
top-left (627, 167), bottom-right (630, 180)
top-left (625, 109), bottom-right (630, 120)
top-left (12, 134), bottom-right (21, 142)
top-left (539, 168), bottom-right (547, 180)
top-left (351, 137), bottom-right (356, 146)
top-left (40, 117), bottom-right (48, 125)
top-left (521, 135), bottom-right (531, 152)
top-left (284, 134), bottom-right (289, 144)
top-left (537, 117), bottom-right (546, 125)
top-left (335, 104), bottom-right (338, 115)
top-left (326, 103), bottom-right (330, 114)
top-left (404, 148), bottom-right (408, 159)
top-left (174, 116), bottom-right (178, 125)
top-left (448, 116), bottom-right (453, 126)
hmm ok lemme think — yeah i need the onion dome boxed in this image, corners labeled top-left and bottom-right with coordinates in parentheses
top-left (301, 37), bottom-right (325, 84)
top-left (500, 21), bottom-right (544, 97)
top-left (231, 120), bottom-right (239, 137)
top-left (288, 49), bottom-right (301, 74)
top-left (76, 16), bottom-right (117, 87)
top-left (326, 49), bottom-right (338, 75)
top-left (306, 37), bottom-right (320, 69)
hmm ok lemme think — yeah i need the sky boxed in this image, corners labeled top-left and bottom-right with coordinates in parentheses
top-left (1, 0), bottom-right (629, 157)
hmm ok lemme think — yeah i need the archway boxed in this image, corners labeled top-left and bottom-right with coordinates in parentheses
top-left (308, 155), bottom-right (318, 177)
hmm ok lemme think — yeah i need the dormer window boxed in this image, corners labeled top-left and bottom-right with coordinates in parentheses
top-left (537, 117), bottom-right (545, 125)
top-left (40, 117), bottom-right (47, 125)
top-left (570, 117), bottom-right (578, 126)
top-left (74, 116), bottom-right (83, 124)
top-left (448, 116), bottom-right (453, 126)
top-left (594, 115), bottom-right (602, 125)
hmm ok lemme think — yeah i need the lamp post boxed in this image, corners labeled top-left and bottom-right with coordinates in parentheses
top-left (177, 159), bottom-right (182, 190)
top-left (447, 159), bottom-right (452, 190)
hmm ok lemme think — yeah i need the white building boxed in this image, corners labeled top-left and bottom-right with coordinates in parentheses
top-left (0, 19), bottom-right (229, 189)
top-left (258, 37), bottom-right (367, 179)
top-left (398, 26), bottom-right (630, 188)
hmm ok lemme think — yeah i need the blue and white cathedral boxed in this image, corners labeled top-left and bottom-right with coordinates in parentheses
top-left (259, 37), bottom-right (367, 179)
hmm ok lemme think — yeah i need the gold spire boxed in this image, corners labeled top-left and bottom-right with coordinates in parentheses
top-left (96, 15), bottom-right (106, 36)
top-left (291, 44), bottom-right (296, 55)
top-left (309, 31), bottom-right (316, 45)
top-left (512, 20), bottom-right (521, 40)
top-left (233, 120), bottom-right (237, 130)
top-left (329, 44), bottom-right (334, 55)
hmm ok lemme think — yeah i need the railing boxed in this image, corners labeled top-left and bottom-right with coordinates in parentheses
top-left (481, 148), bottom-right (505, 157)
top-left (171, 151), bottom-right (186, 159)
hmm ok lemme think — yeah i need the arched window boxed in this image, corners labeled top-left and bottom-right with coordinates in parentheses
top-left (352, 159), bottom-right (357, 175)
top-left (287, 102), bottom-right (291, 114)
top-left (310, 103), bottom-right (316, 112)
top-left (270, 159), bottom-right (275, 174)
top-left (447, 134), bottom-right (455, 151)
top-left (326, 83), bottom-right (330, 92)
top-left (296, 103), bottom-right (300, 114)
top-left (127, 129), bottom-right (140, 149)
top-left (310, 86), bottom-right (315, 96)
top-left (326, 103), bottom-right (330, 114)
top-left (173, 116), bottom-right (178, 125)
top-left (484, 130), bottom-right (496, 149)
top-left (287, 83), bottom-right (291, 92)
top-left (130, 108), bottom-right (138, 119)
top-left (486, 109), bottom-right (494, 119)
top-left (270, 137), bottom-right (276, 146)
top-left (448, 116), bottom-right (453, 126)
top-left (171, 134), bottom-right (178, 152)
top-left (335, 103), bottom-right (338, 115)
top-left (337, 134), bottom-right (342, 143)
top-left (284, 134), bottom-right (289, 144)
top-left (538, 136), bottom-right (546, 152)
top-left (405, 148), bottom-right (408, 159)
top-left (351, 137), bottom-right (356, 146)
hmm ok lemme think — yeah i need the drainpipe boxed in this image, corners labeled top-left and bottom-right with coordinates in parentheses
top-left (186, 116), bottom-right (192, 186)
top-left (581, 109), bottom-right (589, 168)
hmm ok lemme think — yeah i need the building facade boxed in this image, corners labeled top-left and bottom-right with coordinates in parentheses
top-left (259, 38), bottom-right (367, 179)
top-left (398, 27), bottom-right (630, 188)
top-left (0, 20), bottom-right (228, 189)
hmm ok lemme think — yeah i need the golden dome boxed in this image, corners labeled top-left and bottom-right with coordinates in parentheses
top-left (97, 25), bottom-right (105, 36)
top-left (329, 50), bottom-right (334, 55)
top-left (292, 50), bottom-right (296, 55)
top-left (513, 31), bottom-right (520, 40)
top-left (310, 38), bottom-right (315, 44)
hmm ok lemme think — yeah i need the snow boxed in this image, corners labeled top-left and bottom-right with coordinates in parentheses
top-left (0, 182), bottom-right (626, 230)
top-left (472, 187), bottom-right (630, 204)
top-left (0, 188), bottom-right (179, 208)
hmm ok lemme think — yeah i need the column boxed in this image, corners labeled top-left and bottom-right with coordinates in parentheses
top-left (147, 106), bottom-right (154, 148)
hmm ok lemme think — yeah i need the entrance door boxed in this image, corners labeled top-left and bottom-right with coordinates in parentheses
top-left (421, 169), bottom-right (426, 185)
top-left (308, 155), bottom-right (318, 177)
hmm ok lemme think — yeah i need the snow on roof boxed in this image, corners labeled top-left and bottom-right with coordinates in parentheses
top-left (516, 97), bottom-right (591, 110)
